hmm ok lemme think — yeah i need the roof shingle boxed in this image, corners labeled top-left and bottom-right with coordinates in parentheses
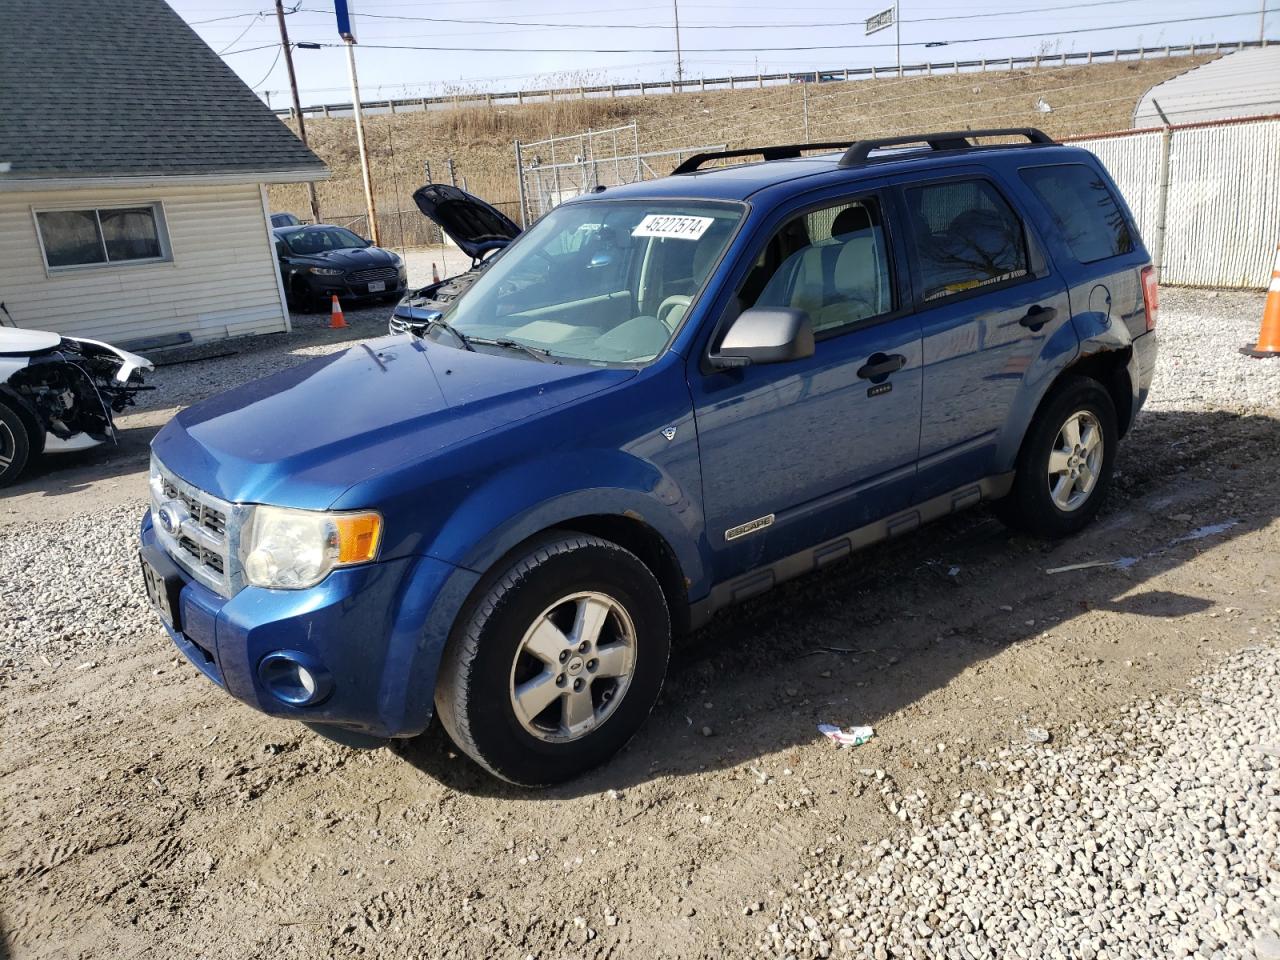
top-left (0, 0), bottom-right (328, 180)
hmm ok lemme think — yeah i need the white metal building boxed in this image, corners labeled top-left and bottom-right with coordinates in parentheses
top-left (0, 0), bottom-right (328, 348)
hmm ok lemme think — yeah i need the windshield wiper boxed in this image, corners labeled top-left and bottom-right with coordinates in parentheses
top-left (423, 316), bottom-right (474, 351)
top-left (466, 336), bottom-right (560, 363)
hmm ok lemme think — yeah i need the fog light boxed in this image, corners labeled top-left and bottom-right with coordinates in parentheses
top-left (257, 651), bottom-right (332, 706)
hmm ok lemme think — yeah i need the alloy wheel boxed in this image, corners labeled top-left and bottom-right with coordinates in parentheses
top-left (1047, 410), bottom-right (1104, 512)
top-left (508, 591), bottom-right (637, 742)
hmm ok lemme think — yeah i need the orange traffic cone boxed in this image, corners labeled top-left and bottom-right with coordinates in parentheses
top-left (329, 294), bottom-right (347, 329)
top-left (432, 262), bottom-right (440, 284)
top-left (1243, 243), bottom-right (1280, 358)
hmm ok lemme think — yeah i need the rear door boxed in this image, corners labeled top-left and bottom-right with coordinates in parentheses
top-left (892, 170), bottom-right (1071, 502)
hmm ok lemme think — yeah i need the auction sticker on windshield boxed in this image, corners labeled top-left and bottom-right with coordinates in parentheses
top-left (631, 214), bottom-right (714, 240)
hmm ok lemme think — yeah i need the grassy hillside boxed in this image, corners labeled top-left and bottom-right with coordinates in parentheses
top-left (269, 56), bottom-right (1213, 247)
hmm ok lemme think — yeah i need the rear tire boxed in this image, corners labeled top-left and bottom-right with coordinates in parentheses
top-left (995, 376), bottom-right (1117, 539)
top-left (0, 400), bottom-right (32, 488)
top-left (434, 533), bottom-right (670, 786)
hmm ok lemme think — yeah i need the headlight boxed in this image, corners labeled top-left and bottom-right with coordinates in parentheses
top-left (239, 505), bottom-right (382, 589)
top-left (308, 266), bottom-right (345, 276)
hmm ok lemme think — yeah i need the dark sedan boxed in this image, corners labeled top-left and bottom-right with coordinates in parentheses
top-left (273, 225), bottom-right (408, 311)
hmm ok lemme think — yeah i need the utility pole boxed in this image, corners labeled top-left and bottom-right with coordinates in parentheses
top-left (1262, 0), bottom-right (1268, 44)
top-left (344, 37), bottom-right (380, 244)
top-left (896, 0), bottom-right (902, 78)
top-left (673, 0), bottom-right (684, 87)
top-left (274, 0), bottom-right (320, 223)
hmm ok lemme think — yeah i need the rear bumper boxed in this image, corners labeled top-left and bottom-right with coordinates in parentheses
top-left (1133, 329), bottom-right (1157, 419)
top-left (140, 510), bottom-right (479, 738)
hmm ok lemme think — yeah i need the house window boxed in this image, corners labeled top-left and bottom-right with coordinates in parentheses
top-left (35, 203), bottom-right (170, 270)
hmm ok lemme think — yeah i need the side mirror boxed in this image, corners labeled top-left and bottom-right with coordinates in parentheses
top-left (709, 307), bottom-right (814, 369)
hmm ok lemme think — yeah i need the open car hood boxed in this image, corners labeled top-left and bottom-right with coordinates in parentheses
top-left (412, 183), bottom-right (521, 261)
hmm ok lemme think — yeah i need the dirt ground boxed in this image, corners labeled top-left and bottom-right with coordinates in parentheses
top-left (1, 294), bottom-right (1278, 958)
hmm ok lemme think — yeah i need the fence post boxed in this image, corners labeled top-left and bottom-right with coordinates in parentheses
top-left (513, 140), bottom-right (528, 227)
top-left (979, 59), bottom-right (985, 71)
top-left (1087, 50), bottom-right (1094, 64)
top-left (1152, 125), bottom-right (1172, 283)
top-left (872, 64), bottom-right (877, 78)
top-left (1139, 47), bottom-right (1145, 60)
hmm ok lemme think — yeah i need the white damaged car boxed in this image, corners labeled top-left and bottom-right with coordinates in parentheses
top-left (0, 327), bottom-right (153, 487)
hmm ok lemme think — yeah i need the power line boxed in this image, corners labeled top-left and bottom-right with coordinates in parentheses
top-left (217, 13), bottom-right (266, 53)
top-left (292, 0), bottom-right (1165, 32)
top-left (250, 43), bottom-right (286, 87)
top-left (285, 9), bottom-right (1275, 54)
top-left (220, 42), bottom-right (284, 56)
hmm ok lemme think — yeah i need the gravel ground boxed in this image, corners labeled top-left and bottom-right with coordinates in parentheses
top-left (760, 641), bottom-right (1280, 960)
top-left (0, 284), bottom-right (1277, 958)
top-left (1145, 289), bottom-right (1280, 414)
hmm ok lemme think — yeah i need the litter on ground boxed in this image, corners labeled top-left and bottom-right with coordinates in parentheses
top-left (817, 723), bottom-right (875, 747)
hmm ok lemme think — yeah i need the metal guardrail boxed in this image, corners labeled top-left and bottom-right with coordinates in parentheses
top-left (271, 40), bottom-right (1271, 120)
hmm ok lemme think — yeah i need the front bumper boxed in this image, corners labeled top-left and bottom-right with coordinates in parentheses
top-left (140, 510), bottom-right (478, 738)
top-left (307, 274), bottom-right (407, 302)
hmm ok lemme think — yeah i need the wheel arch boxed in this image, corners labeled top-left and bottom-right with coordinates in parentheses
top-left (0, 384), bottom-right (46, 456)
top-left (459, 513), bottom-right (694, 639)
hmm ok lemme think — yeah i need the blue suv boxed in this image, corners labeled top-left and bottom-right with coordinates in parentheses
top-left (140, 128), bottom-right (1158, 785)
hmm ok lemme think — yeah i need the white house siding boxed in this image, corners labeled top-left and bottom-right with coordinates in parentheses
top-left (0, 181), bottom-right (288, 345)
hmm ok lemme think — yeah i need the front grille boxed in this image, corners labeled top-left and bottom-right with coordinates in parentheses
top-left (160, 477), bottom-right (227, 536)
top-left (348, 266), bottom-right (398, 284)
top-left (151, 460), bottom-right (239, 597)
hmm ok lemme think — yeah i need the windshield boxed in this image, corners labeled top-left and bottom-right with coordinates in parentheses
top-left (282, 226), bottom-right (368, 254)
top-left (439, 199), bottom-right (744, 364)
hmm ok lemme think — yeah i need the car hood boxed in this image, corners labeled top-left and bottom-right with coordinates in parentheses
top-left (297, 246), bottom-right (398, 270)
top-left (412, 183), bottom-right (521, 260)
top-left (152, 335), bottom-right (634, 509)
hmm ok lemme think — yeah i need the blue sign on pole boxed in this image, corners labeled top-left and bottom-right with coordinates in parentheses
top-left (334, 0), bottom-right (356, 42)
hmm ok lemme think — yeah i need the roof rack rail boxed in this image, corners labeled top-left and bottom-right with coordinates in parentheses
top-left (672, 142), bottom-right (855, 175)
top-left (837, 128), bottom-right (1054, 168)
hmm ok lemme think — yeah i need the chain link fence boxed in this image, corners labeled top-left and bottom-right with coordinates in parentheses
top-left (514, 122), bottom-right (725, 225)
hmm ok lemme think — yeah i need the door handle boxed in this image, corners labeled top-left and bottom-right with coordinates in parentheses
top-left (857, 352), bottom-right (907, 381)
top-left (1019, 305), bottom-right (1058, 331)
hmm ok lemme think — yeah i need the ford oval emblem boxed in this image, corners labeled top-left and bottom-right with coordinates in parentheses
top-left (157, 500), bottom-right (189, 536)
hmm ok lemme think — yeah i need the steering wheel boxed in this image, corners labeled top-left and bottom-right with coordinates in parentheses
top-left (656, 295), bottom-right (693, 331)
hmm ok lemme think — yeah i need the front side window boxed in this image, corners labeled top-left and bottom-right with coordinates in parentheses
top-left (736, 196), bottom-right (894, 335)
top-left (1021, 163), bottom-right (1134, 264)
top-left (905, 179), bottom-right (1028, 303)
top-left (442, 200), bottom-right (744, 364)
top-left (36, 204), bottom-right (167, 269)
top-left (280, 226), bottom-right (368, 254)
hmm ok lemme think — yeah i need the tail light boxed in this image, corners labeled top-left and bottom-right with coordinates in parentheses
top-left (1140, 266), bottom-right (1159, 332)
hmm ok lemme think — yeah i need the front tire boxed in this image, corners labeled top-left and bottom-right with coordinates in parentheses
top-left (434, 533), bottom-right (671, 786)
top-left (995, 376), bottom-right (1117, 539)
top-left (0, 400), bottom-right (32, 488)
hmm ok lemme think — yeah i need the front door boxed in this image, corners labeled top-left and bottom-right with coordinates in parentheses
top-left (690, 190), bottom-right (924, 580)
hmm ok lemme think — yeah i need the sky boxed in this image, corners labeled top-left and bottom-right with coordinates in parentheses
top-left (168, 0), bottom-right (1273, 108)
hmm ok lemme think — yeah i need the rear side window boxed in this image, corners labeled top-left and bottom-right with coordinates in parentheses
top-left (904, 179), bottom-right (1029, 303)
top-left (1021, 163), bottom-right (1134, 264)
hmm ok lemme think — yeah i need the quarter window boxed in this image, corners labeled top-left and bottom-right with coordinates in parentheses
top-left (1021, 163), bottom-right (1134, 264)
top-left (905, 179), bottom-right (1028, 303)
top-left (738, 197), bottom-right (894, 335)
top-left (35, 204), bottom-right (168, 270)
